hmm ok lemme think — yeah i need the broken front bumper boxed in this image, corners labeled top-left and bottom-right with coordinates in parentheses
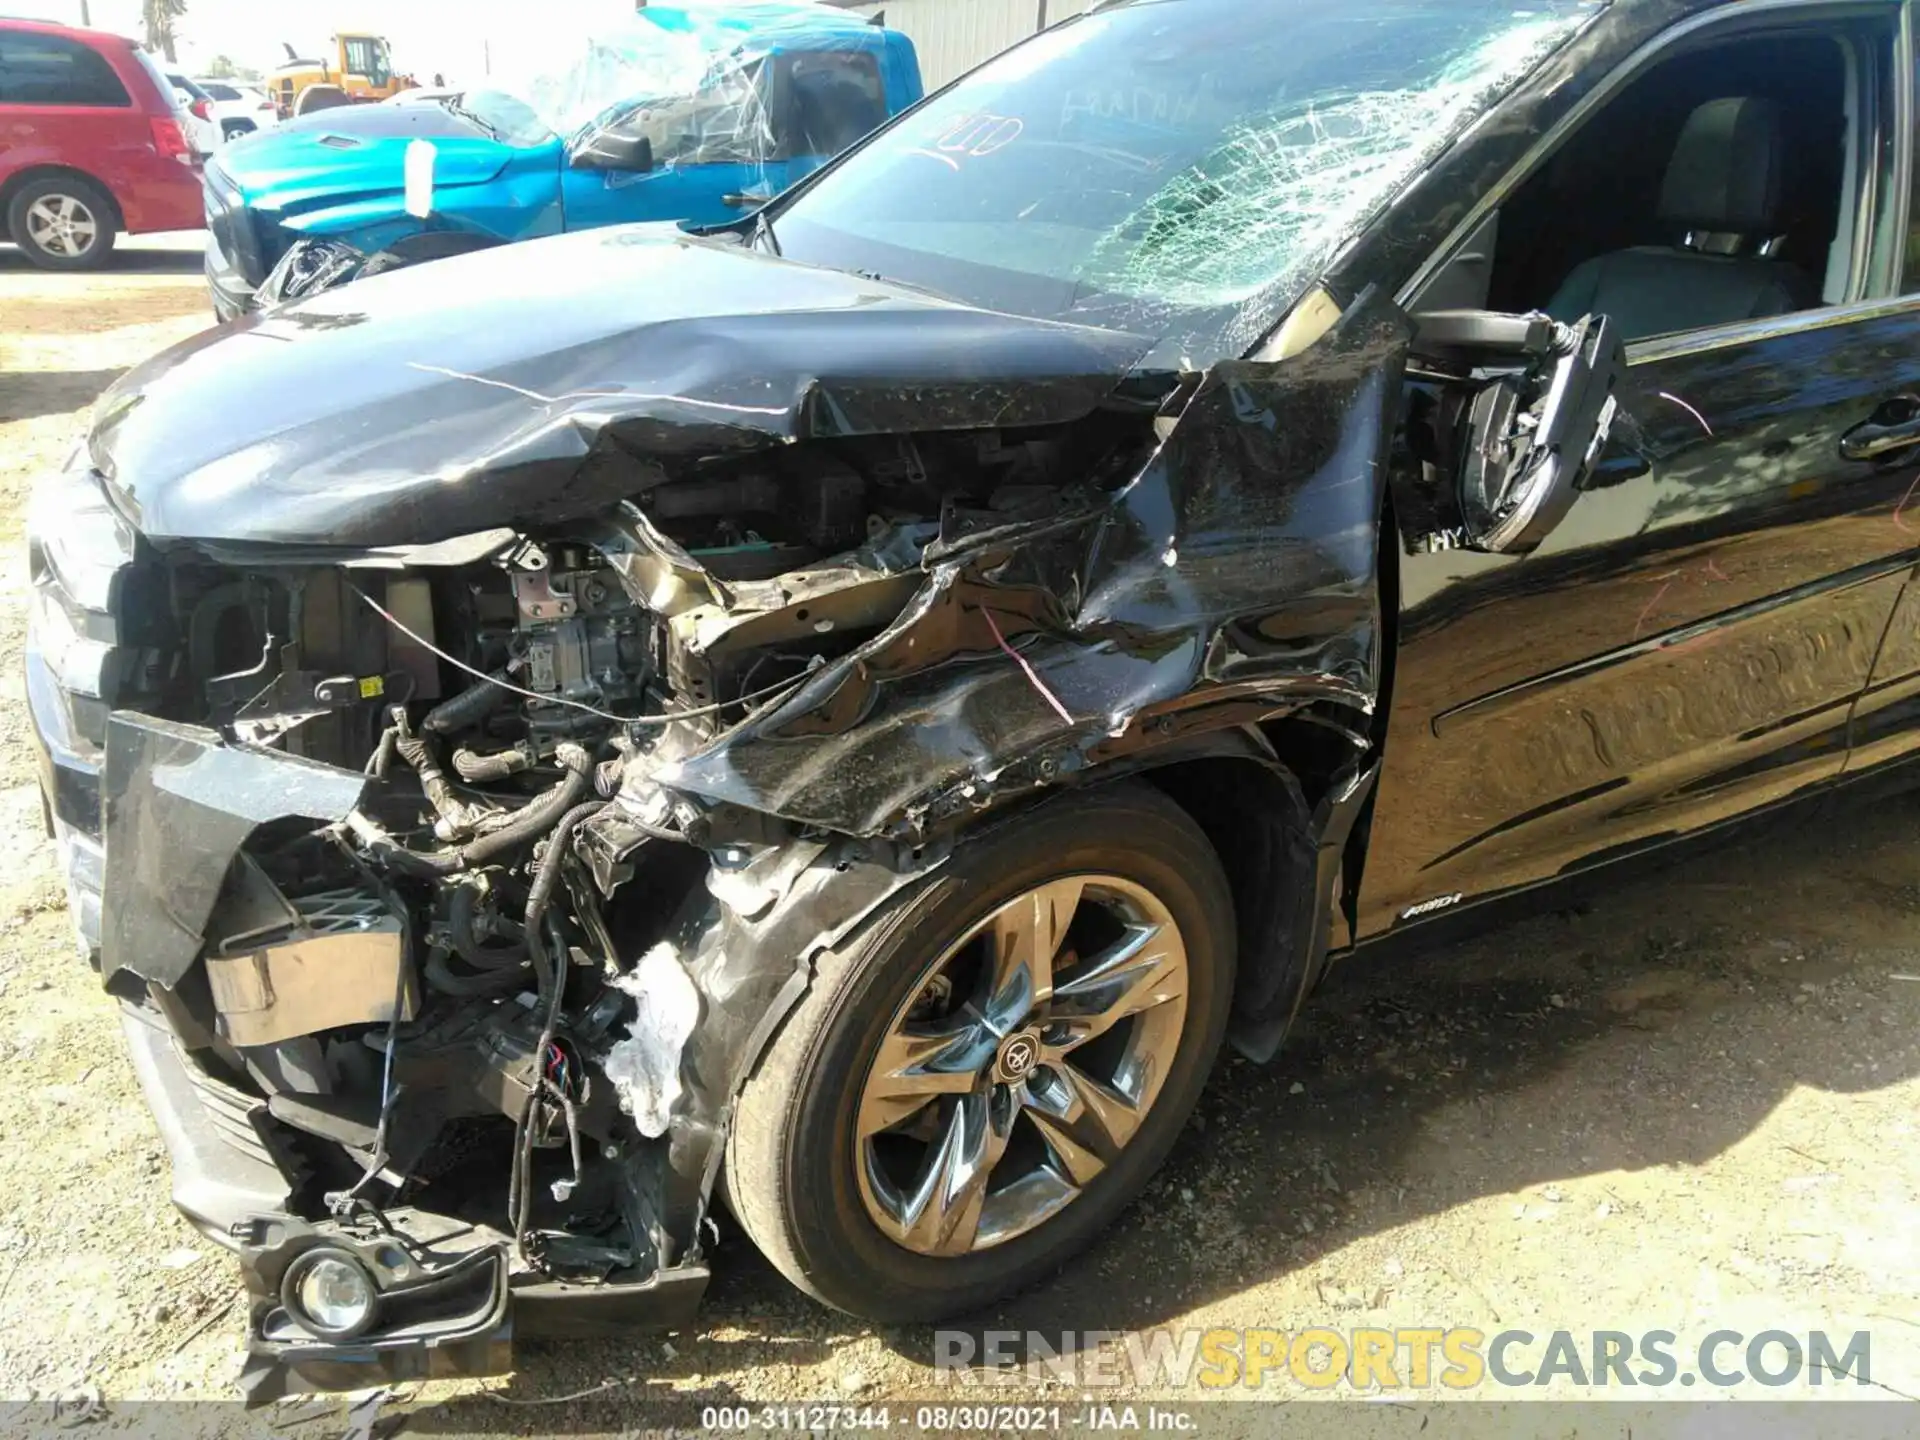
top-left (122, 991), bottom-right (712, 1402)
top-left (123, 946), bottom-right (717, 1400)
top-left (124, 1010), bottom-right (714, 1396)
top-left (38, 712), bottom-right (714, 1398)
top-left (45, 704), bottom-right (935, 1399)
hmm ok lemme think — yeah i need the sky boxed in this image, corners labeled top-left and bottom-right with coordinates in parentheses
top-left (13, 0), bottom-right (641, 83)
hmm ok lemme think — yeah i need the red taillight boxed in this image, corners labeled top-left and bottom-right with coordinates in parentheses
top-left (258, 100), bottom-right (275, 110)
top-left (149, 115), bottom-right (192, 164)
top-left (190, 98), bottom-right (211, 121)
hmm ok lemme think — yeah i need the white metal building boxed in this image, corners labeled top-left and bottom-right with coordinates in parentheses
top-left (836, 0), bottom-right (1099, 91)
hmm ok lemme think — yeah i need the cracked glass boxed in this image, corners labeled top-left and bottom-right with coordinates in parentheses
top-left (772, 0), bottom-right (1600, 363)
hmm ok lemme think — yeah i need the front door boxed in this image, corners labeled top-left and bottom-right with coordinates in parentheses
top-left (1358, 6), bottom-right (1919, 935)
top-left (560, 149), bottom-right (791, 233)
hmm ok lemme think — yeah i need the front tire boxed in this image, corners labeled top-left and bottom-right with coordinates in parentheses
top-left (7, 177), bottom-right (116, 271)
top-left (725, 782), bottom-right (1235, 1322)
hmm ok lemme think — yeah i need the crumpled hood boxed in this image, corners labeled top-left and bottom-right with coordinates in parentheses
top-left (90, 226), bottom-right (1153, 548)
top-left (212, 103), bottom-right (520, 216)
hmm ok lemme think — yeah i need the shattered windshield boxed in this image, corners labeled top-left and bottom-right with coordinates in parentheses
top-left (772, 0), bottom-right (1598, 360)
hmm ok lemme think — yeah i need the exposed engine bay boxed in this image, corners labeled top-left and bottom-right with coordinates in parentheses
top-left (94, 417), bottom-right (1169, 1394)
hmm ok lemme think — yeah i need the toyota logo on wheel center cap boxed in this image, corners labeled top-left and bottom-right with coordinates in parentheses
top-left (995, 1030), bottom-right (1042, 1083)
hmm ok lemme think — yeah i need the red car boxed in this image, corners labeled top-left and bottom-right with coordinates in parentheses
top-left (0, 18), bottom-right (202, 270)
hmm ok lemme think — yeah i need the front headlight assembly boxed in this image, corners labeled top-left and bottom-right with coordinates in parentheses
top-left (27, 457), bottom-right (137, 616)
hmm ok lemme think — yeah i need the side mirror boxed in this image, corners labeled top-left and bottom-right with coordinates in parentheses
top-left (1412, 309), bottom-right (1623, 555)
top-left (571, 132), bottom-right (654, 173)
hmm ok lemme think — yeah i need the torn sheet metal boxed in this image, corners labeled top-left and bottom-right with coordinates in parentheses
top-left (638, 837), bottom-right (951, 1249)
top-left (100, 712), bottom-right (367, 986)
top-left (86, 231), bottom-right (1154, 548)
top-left (601, 942), bottom-right (702, 1138)
top-left (660, 291), bottom-right (1412, 838)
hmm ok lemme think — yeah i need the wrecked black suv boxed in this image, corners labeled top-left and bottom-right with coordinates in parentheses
top-left (29, 0), bottom-right (1920, 1399)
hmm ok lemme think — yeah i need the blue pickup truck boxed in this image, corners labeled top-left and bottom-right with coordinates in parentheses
top-left (203, 1), bottom-right (922, 316)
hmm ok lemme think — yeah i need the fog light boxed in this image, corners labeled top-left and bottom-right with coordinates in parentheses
top-left (281, 1248), bottom-right (376, 1340)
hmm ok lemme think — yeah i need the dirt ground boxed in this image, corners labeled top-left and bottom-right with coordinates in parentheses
top-left (1, 238), bottom-right (1918, 1435)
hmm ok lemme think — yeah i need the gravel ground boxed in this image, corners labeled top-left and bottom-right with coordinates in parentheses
top-left (1, 237), bottom-right (1917, 1436)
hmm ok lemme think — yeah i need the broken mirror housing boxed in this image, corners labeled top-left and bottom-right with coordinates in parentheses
top-left (1412, 309), bottom-right (1626, 554)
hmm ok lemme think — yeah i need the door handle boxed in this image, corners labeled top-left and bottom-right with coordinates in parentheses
top-left (1840, 396), bottom-right (1920, 461)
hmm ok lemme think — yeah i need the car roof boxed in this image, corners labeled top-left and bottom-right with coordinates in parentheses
top-left (641, 2), bottom-right (908, 58)
top-left (0, 15), bottom-right (138, 47)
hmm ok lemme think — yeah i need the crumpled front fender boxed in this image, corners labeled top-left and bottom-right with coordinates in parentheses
top-left (662, 290), bottom-right (1411, 842)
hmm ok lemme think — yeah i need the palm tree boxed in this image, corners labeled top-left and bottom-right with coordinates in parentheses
top-left (142, 0), bottom-right (187, 63)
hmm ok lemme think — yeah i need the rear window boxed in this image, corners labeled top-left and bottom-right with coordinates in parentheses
top-left (0, 31), bottom-right (132, 107)
top-left (129, 47), bottom-right (179, 107)
top-left (200, 81), bottom-right (242, 101)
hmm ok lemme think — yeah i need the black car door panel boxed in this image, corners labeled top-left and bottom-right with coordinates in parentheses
top-left (1846, 552), bottom-right (1920, 775)
top-left (1360, 304), bottom-right (1920, 935)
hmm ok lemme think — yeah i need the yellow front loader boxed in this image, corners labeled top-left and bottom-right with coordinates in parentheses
top-left (269, 34), bottom-right (418, 118)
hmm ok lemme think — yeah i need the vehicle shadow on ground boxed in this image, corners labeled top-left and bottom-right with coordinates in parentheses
top-left (412, 787), bottom-right (1920, 1422)
top-left (0, 245), bottom-right (202, 275)
top-left (0, 369), bottom-right (124, 424)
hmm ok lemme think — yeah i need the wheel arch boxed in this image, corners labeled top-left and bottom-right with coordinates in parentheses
top-left (1131, 716), bottom-right (1374, 1063)
top-left (1, 166), bottom-right (124, 231)
top-left (661, 732), bottom-right (1372, 1269)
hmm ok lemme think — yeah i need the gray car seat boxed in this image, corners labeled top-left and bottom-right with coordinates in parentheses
top-left (1547, 95), bottom-right (1816, 341)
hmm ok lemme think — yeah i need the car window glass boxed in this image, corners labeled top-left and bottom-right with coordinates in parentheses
top-left (1475, 23), bottom-right (1892, 342)
top-left (344, 38), bottom-right (390, 86)
top-left (770, 0), bottom-right (1592, 366)
top-left (129, 46), bottom-right (175, 104)
top-left (1902, 54), bottom-right (1920, 290)
top-left (620, 58), bottom-right (771, 166)
top-left (0, 32), bottom-right (132, 107)
top-left (202, 81), bottom-right (241, 101)
top-left (776, 51), bottom-right (887, 158)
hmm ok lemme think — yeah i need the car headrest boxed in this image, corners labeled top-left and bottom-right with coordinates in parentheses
top-left (1657, 96), bottom-right (1784, 233)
